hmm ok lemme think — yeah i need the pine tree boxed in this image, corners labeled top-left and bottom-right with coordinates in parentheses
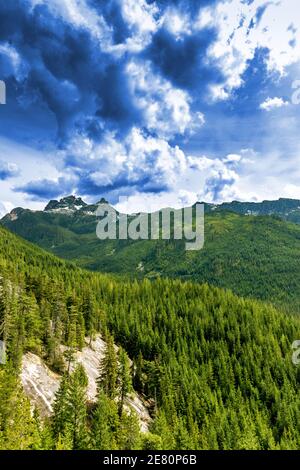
top-left (0, 364), bottom-right (41, 450)
top-left (66, 365), bottom-right (89, 450)
top-left (117, 347), bottom-right (133, 417)
top-left (91, 390), bottom-right (119, 450)
top-left (133, 351), bottom-right (144, 393)
top-left (64, 301), bottom-right (78, 374)
top-left (97, 333), bottom-right (118, 399)
top-left (52, 374), bottom-right (69, 441)
top-left (82, 291), bottom-right (97, 345)
top-left (118, 410), bottom-right (141, 450)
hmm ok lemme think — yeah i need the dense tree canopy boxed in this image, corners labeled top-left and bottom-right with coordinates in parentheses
top-left (0, 225), bottom-right (300, 450)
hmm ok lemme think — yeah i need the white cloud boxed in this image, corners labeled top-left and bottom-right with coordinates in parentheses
top-left (223, 154), bottom-right (242, 164)
top-left (162, 7), bottom-right (192, 40)
top-left (0, 43), bottom-right (20, 69)
top-left (104, 0), bottom-right (160, 55)
top-left (59, 127), bottom-right (188, 193)
top-left (283, 184), bottom-right (300, 199)
top-left (127, 60), bottom-right (204, 138)
top-left (0, 42), bottom-right (28, 80)
top-left (202, 0), bottom-right (300, 100)
top-left (114, 189), bottom-right (198, 214)
top-left (111, 152), bottom-right (248, 211)
top-left (187, 154), bottom-right (242, 203)
top-left (0, 200), bottom-right (13, 218)
top-left (260, 96), bottom-right (289, 111)
top-left (30, 0), bottom-right (112, 43)
top-left (120, 0), bottom-right (158, 35)
top-left (209, 84), bottom-right (230, 101)
top-left (0, 160), bottom-right (19, 179)
top-left (0, 137), bottom-right (59, 209)
top-left (30, 0), bottom-right (159, 56)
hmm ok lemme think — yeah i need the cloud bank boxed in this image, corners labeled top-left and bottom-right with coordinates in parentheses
top-left (0, 0), bottom-right (300, 210)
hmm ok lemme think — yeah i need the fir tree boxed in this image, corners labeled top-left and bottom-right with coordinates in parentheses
top-left (66, 365), bottom-right (88, 450)
top-left (117, 347), bottom-right (133, 417)
top-left (91, 390), bottom-right (119, 450)
top-left (97, 333), bottom-right (118, 399)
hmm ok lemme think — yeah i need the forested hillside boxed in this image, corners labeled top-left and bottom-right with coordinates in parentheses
top-left (211, 198), bottom-right (300, 223)
top-left (0, 225), bottom-right (300, 449)
top-left (3, 200), bottom-right (300, 312)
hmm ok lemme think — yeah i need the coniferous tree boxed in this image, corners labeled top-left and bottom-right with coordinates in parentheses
top-left (52, 374), bottom-right (69, 442)
top-left (97, 333), bottom-right (118, 399)
top-left (117, 347), bottom-right (133, 417)
top-left (91, 390), bottom-right (119, 450)
top-left (118, 410), bottom-right (141, 450)
top-left (66, 365), bottom-right (88, 450)
top-left (1, 223), bottom-right (300, 450)
top-left (0, 363), bottom-right (41, 450)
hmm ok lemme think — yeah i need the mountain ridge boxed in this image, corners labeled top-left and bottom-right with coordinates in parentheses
top-left (2, 196), bottom-right (300, 312)
top-left (3, 195), bottom-right (300, 219)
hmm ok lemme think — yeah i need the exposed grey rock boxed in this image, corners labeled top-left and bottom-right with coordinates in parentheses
top-left (21, 335), bottom-right (151, 433)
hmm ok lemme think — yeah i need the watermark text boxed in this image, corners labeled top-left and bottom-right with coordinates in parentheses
top-left (96, 202), bottom-right (204, 251)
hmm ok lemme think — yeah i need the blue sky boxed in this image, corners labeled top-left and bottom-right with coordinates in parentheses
top-left (0, 0), bottom-right (300, 214)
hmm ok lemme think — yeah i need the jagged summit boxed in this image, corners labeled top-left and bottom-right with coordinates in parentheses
top-left (44, 195), bottom-right (87, 212)
top-left (97, 197), bottom-right (109, 205)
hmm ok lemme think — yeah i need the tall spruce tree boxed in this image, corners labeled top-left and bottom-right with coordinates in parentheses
top-left (66, 365), bottom-right (88, 450)
top-left (97, 333), bottom-right (118, 399)
top-left (91, 390), bottom-right (119, 450)
top-left (117, 347), bottom-right (133, 417)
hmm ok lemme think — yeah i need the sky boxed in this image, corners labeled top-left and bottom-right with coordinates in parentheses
top-left (0, 0), bottom-right (300, 215)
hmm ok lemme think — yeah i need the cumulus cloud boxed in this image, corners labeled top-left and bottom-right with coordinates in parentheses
top-left (187, 153), bottom-right (242, 203)
top-left (0, 0), bottom-right (300, 209)
top-left (127, 60), bottom-right (204, 139)
top-left (30, 0), bottom-right (112, 43)
top-left (260, 97), bottom-right (289, 111)
top-left (120, 0), bottom-right (158, 36)
top-left (203, 0), bottom-right (300, 99)
top-left (57, 127), bottom-right (187, 196)
top-left (162, 8), bottom-right (192, 40)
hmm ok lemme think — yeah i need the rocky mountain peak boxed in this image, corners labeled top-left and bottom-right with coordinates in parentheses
top-left (44, 195), bottom-right (87, 212)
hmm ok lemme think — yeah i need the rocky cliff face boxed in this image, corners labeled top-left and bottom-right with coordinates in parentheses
top-left (21, 352), bottom-right (60, 416)
top-left (21, 336), bottom-right (151, 433)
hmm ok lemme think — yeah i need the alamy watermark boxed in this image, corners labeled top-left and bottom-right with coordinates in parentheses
top-left (96, 201), bottom-right (204, 251)
top-left (0, 80), bottom-right (6, 105)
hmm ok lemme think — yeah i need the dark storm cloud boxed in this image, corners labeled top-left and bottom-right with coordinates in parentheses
top-left (144, 27), bottom-right (223, 93)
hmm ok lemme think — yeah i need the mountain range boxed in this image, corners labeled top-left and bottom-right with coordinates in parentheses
top-left (2, 196), bottom-right (300, 312)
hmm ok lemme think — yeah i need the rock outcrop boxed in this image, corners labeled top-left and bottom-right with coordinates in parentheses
top-left (21, 336), bottom-right (151, 433)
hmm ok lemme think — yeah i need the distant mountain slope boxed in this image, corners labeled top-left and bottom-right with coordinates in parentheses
top-left (211, 198), bottom-right (300, 223)
top-left (2, 196), bottom-right (300, 311)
